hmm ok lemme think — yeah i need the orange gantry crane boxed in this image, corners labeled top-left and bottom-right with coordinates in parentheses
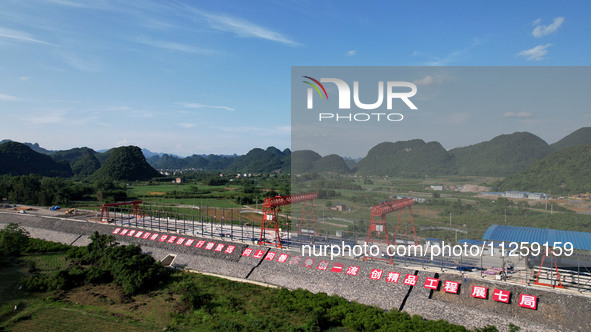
top-left (99, 200), bottom-right (142, 223)
top-left (259, 192), bottom-right (318, 248)
top-left (366, 197), bottom-right (417, 247)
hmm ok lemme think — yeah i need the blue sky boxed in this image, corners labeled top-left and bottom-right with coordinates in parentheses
top-left (0, 0), bottom-right (589, 156)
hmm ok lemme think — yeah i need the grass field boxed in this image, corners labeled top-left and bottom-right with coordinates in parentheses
top-left (0, 231), bottom-right (474, 331)
top-left (0, 256), bottom-right (469, 331)
top-left (140, 197), bottom-right (241, 208)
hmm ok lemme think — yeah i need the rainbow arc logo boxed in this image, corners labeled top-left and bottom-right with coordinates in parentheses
top-left (302, 76), bottom-right (328, 100)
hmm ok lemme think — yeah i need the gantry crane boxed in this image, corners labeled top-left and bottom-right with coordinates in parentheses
top-left (259, 192), bottom-right (318, 248)
top-left (366, 197), bottom-right (417, 247)
top-left (99, 200), bottom-right (142, 223)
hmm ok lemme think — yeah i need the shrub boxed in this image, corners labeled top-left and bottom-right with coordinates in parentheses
top-left (0, 223), bottom-right (30, 256)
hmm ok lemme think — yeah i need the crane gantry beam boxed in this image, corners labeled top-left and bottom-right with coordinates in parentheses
top-left (263, 192), bottom-right (318, 208)
top-left (371, 198), bottom-right (414, 216)
top-left (99, 200), bottom-right (142, 223)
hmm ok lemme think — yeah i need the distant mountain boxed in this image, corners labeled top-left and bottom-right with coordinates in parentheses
top-left (147, 154), bottom-right (189, 169)
top-left (291, 150), bottom-right (322, 173)
top-left (342, 156), bottom-right (360, 169)
top-left (2, 127), bottom-right (588, 178)
top-left (51, 147), bottom-right (97, 163)
top-left (497, 143), bottom-right (591, 195)
top-left (0, 142), bottom-right (72, 177)
top-left (355, 139), bottom-right (455, 176)
top-left (449, 132), bottom-right (550, 177)
top-left (95, 149), bottom-right (113, 165)
top-left (146, 153), bottom-right (237, 170)
top-left (50, 147), bottom-right (101, 177)
top-left (191, 154), bottom-right (235, 170)
top-left (92, 146), bottom-right (160, 181)
top-left (0, 140), bottom-right (54, 154)
top-left (141, 148), bottom-right (183, 159)
top-left (551, 127), bottom-right (591, 151)
top-left (145, 147), bottom-right (291, 173)
top-left (313, 154), bottom-right (350, 174)
top-left (290, 151), bottom-right (350, 174)
top-left (225, 147), bottom-right (290, 173)
top-left (71, 149), bottom-right (101, 176)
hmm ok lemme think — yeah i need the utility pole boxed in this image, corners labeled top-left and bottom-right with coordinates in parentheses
top-left (546, 189), bottom-right (548, 211)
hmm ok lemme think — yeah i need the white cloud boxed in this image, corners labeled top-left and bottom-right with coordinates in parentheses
top-left (413, 38), bottom-right (482, 65)
top-left (116, 138), bottom-right (129, 146)
top-left (178, 123), bottom-right (194, 128)
top-left (219, 125), bottom-right (289, 136)
top-left (135, 36), bottom-right (217, 55)
top-left (532, 18), bottom-right (542, 26)
top-left (108, 105), bottom-right (133, 111)
top-left (57, 52), bottom-right (100, 72)
top-left (413, 75), bottom-right (443, 86)
top-left (502, 111), bottom-right (532, 118)
top-left (447, 113), bottom-right (469, 125)
top-left (0, 93), bottom-right (18, 101)
top-left (176, 102), bottom-right (235, 112)
top-left (107, 105), bottom-right (153, 118)
top-left (19, 76), bottom-right (29, 81)
top-left (532, 17), bottom-right (564, 38)
top-left (347, 50), bottom-right (356, 56)
top-left (178, 4), bottom-right (300, 46)
top-left (0, 27), bottom-right (54, 45)
top-left (517, 44), bottom-right (551, 61)
top-left (23, 110), bottom-right (67, 124)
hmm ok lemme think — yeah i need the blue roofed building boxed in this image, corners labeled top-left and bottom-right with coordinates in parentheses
top-left (483, 224), bottom-right (591, 251)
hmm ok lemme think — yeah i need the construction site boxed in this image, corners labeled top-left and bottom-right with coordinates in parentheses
top-left (3, 193), bottom-right (591, 331)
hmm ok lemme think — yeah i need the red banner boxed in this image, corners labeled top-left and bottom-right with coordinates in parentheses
top-left (331, 263), bottom-right (344, 273)
top-left (403, 274), bottom-right (418, 286)
top-left (518, 294), bottom-right (537, 309)
top-left (277, 253), bottom-right (289, 263)
top-left (492, 289), bottom-right (510, 303)
top-left (443, 281), bottom-right (459, 294)
top-left (386, 271), bottom-right (400, 283)
top-left (317, 260), bottom-right (330, 271)
top-left (346, 265), bottom-right (360, 276)
top-left (424, 278), bottom-right (439, 290)
top-left (471, 286), bottom-right (487, 299)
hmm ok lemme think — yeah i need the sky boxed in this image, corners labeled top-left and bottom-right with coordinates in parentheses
top-left (0, 0), bottom-right (590, 156)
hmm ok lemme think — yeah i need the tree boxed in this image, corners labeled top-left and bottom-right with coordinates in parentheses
top-left (0, 223), bottom-right (30, 256)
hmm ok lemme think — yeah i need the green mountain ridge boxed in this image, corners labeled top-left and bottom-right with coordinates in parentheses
top-left (497, 143), bottom-right (591, 195)
top-left (291, 150), bottom-right (322, 174)
top-left (449, 132), bottom-right (551, 176)
top-left (0, 142), bottom-right (72, 177)
top-left (92, 146), bottom-right (160, 181)
top-left (71, 150), bottom-right (101, 176)
top-left (313, 154), bottom-right (350, 174)
top-left (550, 127), bottom-right (591, 151)
top-left (1, 127), bottom-right (589, 179)
top-left (354, 139), bottom-right (455, 177)
top-left (224, 147), bottom-right (291, 173)
top-left (51, 147), bottom-right (97, 163)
